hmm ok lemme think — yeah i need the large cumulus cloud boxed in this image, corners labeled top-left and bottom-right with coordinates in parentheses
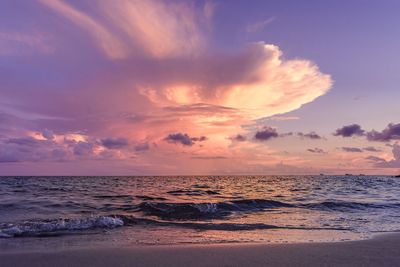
top-left (0, 0), bottom-right (333, 174)
top-left (139, 43), bottom-right (332, 120)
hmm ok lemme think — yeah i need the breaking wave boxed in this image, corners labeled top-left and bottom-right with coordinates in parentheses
top-left (0, 216), bottom-right (123, 238)
top-left (137, 199), bottom-right (293, 220)
top-left (0, 215), bottom-right (350, 238)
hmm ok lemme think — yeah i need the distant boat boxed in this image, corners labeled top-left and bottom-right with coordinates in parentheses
top-left (345, 173), bottom-right (352, 176)
top-left (395, 175), bottom-right (400, 178)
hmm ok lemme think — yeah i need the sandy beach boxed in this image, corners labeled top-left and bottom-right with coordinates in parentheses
top-left (1, 233), bottom-right (399, 267)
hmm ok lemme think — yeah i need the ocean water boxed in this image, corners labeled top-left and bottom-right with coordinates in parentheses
top-left (0, 175), bottom-right (400, 247)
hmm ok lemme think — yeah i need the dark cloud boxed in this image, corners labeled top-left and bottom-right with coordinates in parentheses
top-left (230, 134), bottom-right (246, 142)
top-left (0, 136), bottom-right (63, 163)
top-left (0, 151), bottom-right (19, 163)
top-left (307, 148), bottom-right (326, 153)
top-left (279, 132), bottom-right (293, 137)
top-left (373, 144), bottom-right (400, 168)
top-left (100, 138), bottom-right (129, 149)
top-left (341, 147), bottom-right (363, 153)
top-left (363, 146), bottom-right (381, 152)
top-left (365, 155), bottom-right (386, 162)
top-left (134, 142), bottom-right (150, 152)
top-left (73, 141), bottom-right (94, 156)
top-left (190, 156), bottom-right (227, 160)
top-left (254, 127), bottom-right (278, 141)
top-left (0, 134), bottom-right (132, 164)
top-left (51, 148), bottom-right (68, 160)
top-left (42, 129), bottom-right (54, 140)
top-left (191, 136), bottom-right (208, 142)
top-left (6, 137), bottom-right (43, 146)
top-left (334, 124), bottom-right (365, 137)
top-left (297, 131), bottom-right (322, 140)
top-left (366, 123), bottom-right (400, 142)
top-left (164, 133), bottom-right (207, 146)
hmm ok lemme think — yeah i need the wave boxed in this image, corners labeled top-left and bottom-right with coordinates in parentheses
top-left (93, 195), bottom-right (133, 199)
top-left (167, 189), bottom-right (220, 196)
top-left (0, 215), bottom-right (349, 238)
top-left (301, 201), bottom-right (400, 211)
top-left (136, 195), bottom-right (167, 201)
top-left (120, 216), bottom-right (348, 231)
top-left (136, 198), bottom-right (400, 220)
top-left (137, 199), bottom-right (293, 220)
top-left (0, 216), bottom-right (123, 238)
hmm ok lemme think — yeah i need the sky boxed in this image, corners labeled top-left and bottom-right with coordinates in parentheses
top-left (1, 0), bottom-right (400, 175)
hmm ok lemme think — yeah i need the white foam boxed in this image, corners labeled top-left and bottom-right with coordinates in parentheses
top-left (195, 203), bottom-right (218, 213)
top-left (0, 216), bottom-right (124, 238)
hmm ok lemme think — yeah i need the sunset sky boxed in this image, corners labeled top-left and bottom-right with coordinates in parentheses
top-left (1, 0), bottom-right (400, 175)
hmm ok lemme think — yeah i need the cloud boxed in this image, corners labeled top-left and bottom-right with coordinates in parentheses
top-left (0, 0), bottom-right (334, 174)
top-left (39, 0), bottom-right (210, 59)
top-left (191, 136), bottom-right (207, 142)
top-left (164, 133), bottom-right (207, 146)
top-left (73, 141), bottom-right (94, 156)
top-left (307, 148), bottom-right (326, 154)
top-left (0, 133), bottom-right (133, 164)
top-left (39, 0), bottom-right (127, 59)
top-left (334, 124), bottom-right (365, 137)
top-left (365, 155), bottom-right (386, 163)
top-left (246, 17), bottom-right (275, 33)
top-left (256, 131), bottom-right (322, 140)
top-left (134, 142), bottom-right (150, 152)
top-left (278, 132), bottom-right (293, 138)
top-left (363, 146), bottom-right (381, 152)
top-left (42, 129), bottom-right (54, 140)
top-left (98, 0), bottom-right (208, 58)
top-left (141, 43), bottom-right (332, 120)
top-left (6, 137), bottom-right (43, 146)
top-left (373, 143), bottom-right (400, 168)
top-left (266, 116), bottom-right (300, 121)
top-left (366, 123), bottom-right (400, 142)
top-left (190, 156), bottom-right (227, 160)
top-left (254, 127), bottom-right (278, 141)
top-left (297, 131), bottom-right (322, 140)
top-left (0, 144), bottom-right (21, 162)
top-left (332, 122), bottom-right (400, 143)
top-left (230, 134), bottom-right (247, 142)
top-left (101, 138), bottom-right (129, 149)
top-left (341, 147), bottom-right (363, 153)
top-left (0, 135), bottom-right (67, 163)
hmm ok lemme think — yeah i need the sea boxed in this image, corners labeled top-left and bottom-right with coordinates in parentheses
top-left (1, 175), bottom-right (400, 249)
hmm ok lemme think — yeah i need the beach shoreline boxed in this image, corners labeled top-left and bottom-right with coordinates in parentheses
top-left (1, 233), bottom-right (399, 267)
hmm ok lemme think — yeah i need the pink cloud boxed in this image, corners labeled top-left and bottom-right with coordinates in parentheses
top-left (0, 0), bottom-right (335, 175)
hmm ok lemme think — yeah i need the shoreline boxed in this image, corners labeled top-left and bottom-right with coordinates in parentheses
top-left (1, 233), bottom-right (399, 267)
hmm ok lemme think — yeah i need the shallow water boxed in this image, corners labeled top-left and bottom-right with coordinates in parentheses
top-left (0, 175), bottom-right (399, 245)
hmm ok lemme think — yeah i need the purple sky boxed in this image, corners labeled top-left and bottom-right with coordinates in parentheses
top-left (1, 0), bottom-right (400, 175)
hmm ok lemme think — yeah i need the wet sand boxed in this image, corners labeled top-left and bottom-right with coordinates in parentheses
top-left (1, 234), bottom-right (399, 267)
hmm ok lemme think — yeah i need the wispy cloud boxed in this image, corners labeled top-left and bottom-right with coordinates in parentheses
top-left (39, 0), bottom-right (127, 59)
top-left (341, 147), bottom-right (363, 153)
top-left (246, 17), bottom-right (275, 33)
top-left (307, 148), bottom-right (326, 154)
